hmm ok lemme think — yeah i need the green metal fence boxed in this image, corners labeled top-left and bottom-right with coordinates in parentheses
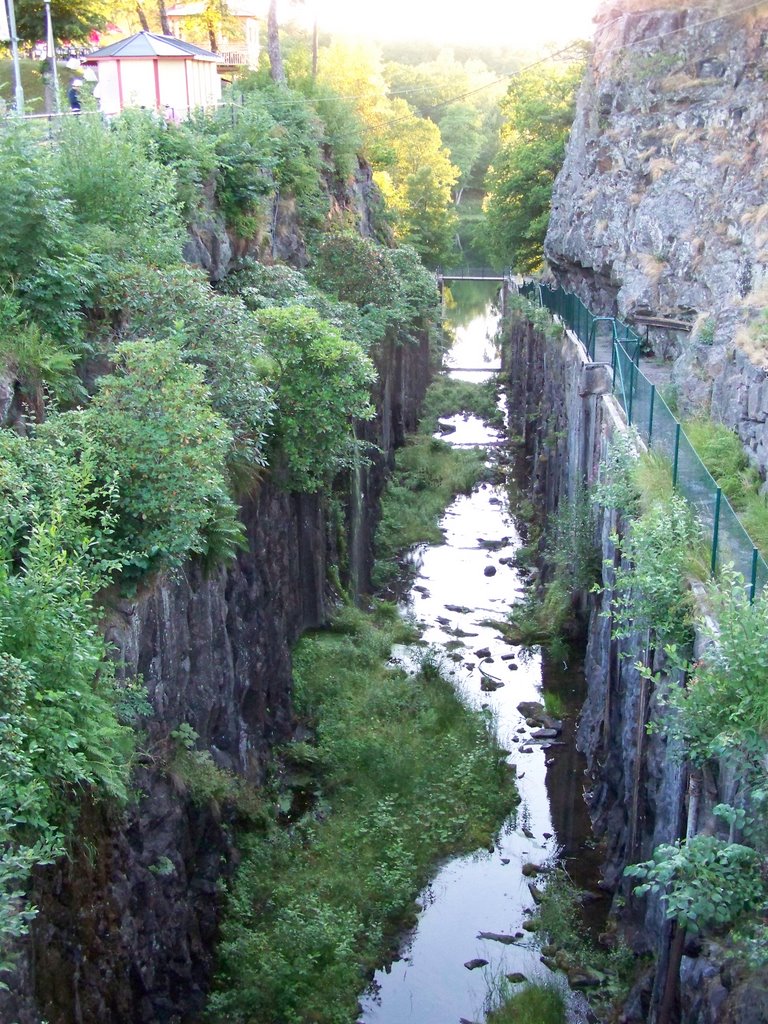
top-left (518, 281), bottom-right (768, 600)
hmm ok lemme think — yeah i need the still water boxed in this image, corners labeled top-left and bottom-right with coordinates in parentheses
top-left (358, 282), bottom-right (599, 1024)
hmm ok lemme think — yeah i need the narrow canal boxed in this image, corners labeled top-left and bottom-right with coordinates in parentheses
top-left (358, 281), bottom-right (601, 1024)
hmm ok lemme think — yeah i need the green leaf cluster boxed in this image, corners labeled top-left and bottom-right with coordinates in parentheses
top-left (626, 834), bottom-right (765, 934)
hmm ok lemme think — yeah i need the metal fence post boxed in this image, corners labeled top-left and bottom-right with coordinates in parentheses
top-left (711, 487), bottom-right (722, 575)
top-left (648, 384), bottom-right (656, 447)
top-left (627, 353), bottom-right (636, 425)
top-left (672, 423), bottom-right (681, 487)
top-left (750, 548), bottom-right (758, 605)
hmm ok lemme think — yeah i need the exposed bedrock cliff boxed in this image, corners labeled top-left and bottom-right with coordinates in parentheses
top-left (546, 0), bottom-right (768, 477)
top-left (546, 1), bottom-right (768, 320)
top-left (0, 330), bottom-right (431, 1024)
top-left (184, 158), bottom-right (381, 280)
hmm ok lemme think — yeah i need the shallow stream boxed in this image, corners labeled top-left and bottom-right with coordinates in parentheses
top-left (358, 282), bottom-right (602, 1024)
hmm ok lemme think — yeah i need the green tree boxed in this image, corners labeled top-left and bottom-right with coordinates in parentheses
top-left (14, 0), bottom-right (111, 43)
top-left (374, 98), bottom-right (458, 266)
top-left (483, 57), bottom-right (585, 272)
top-left (256, 305), bottom-right (376, 492)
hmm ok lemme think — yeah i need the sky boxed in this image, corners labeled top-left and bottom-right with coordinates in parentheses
top-left (304, 0), bottom-right (602, 49)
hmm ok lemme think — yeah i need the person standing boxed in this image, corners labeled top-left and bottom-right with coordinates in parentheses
top-left (67, 78), bottom-right (82, 113)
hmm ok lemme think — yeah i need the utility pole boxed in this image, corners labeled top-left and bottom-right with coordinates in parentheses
top-left (44, 0), bottom-right (60, 114)
top-left (4, 0), bottom-right (25, 115)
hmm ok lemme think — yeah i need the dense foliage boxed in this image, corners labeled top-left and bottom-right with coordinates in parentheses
top-left (483, 58), bottom-right (585, 271)
top-left (0, 73), bottom-right (442, 965)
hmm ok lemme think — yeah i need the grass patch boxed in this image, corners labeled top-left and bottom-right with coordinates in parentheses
top-left (208, 603), bottom-right (516, 1024)
top-left (543, 691), bottom-right (567, 719)
top-left (0, 59), bottom-right (47, 111)
top-left (683, 417), bottom-right (768, 557)
top-left (486, 978), bottom-right (566, 1024)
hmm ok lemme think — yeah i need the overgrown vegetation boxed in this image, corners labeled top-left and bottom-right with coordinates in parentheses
top-left (529, 867), bottom-right (636, 1017)
top-left (0, 73), bottom-right (445, 965)
top-left (588, 434), bottom-right (768, 1000)
top-left (209, 605), bottom-right (515, 1024)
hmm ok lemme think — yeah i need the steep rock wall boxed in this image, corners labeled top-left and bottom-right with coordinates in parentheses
top-left (546, 1), bottom-right (768, 319)
top-left (546, 0), bottom-right (768, 478)
top-left (1, 332), bottom-right (431, 1024)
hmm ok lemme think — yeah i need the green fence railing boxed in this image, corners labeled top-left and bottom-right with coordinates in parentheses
top-left (518, 281), bottom-right (768, 601)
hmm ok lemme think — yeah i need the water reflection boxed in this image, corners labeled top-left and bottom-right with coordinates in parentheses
top-left (358, 288), bottom-right (599, 1024)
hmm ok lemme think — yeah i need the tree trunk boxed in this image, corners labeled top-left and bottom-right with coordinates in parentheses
top-left (136, 4), bottom-right (150, 31)
top-left (267, 0), bottom-right (286, 85)
top-left (157, 0), bottom-right (172, 35)
top-left (658, 923), bottom-right (686, 1024)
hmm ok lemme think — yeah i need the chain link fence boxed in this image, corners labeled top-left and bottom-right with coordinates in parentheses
top-left (517, 281), bottom-right (768, 600)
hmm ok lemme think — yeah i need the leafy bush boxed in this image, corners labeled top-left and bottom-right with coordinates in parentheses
top-left (0, 294), bottom-right (82, 411)
top-left (0, 427), bottom-right (135, 963)
top-left (256, 305), bottom-right (376, 492)
top-left (667, 579), bottom-right (768, 768)
top-left (310, 233), bottom-right (400, 309)
top-left (105, 263), bottom-right (275, 486)
top-left (84, 334), bottom-right (242, 575)
top-left (609, 493), bottom-right (700, 649)
top-left (50, 115), bottom-right (184, 270)
top-left (626, 834), bottom-right (765, 935)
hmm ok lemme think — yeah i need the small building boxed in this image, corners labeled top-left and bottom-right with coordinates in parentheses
top-left (165, 0), bottom-right (264, 68)
top-left (84, 31), bottom-right (222, 119)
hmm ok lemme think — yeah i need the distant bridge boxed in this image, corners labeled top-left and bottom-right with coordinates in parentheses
top-left (436, 266), bottom-right (510, 283)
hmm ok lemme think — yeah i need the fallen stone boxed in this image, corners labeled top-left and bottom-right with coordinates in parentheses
top-left (501, 653), bottom-right (516, 661)
top-left (477, 931), bottom-right (519, 945)
top-left (483, 565), bottom-right (497, 577)
top-left (568, 968), bottom-right (606, 989)
top-left (437, 419), bottom-right (456, 434)
top-left (543, 832), bottom-right (553, 839)
top-left (520, 746), bottom-right (534, 753)
top-left (445, 604), bottom-right (471, 614)
top-left (531, 728), bottom-right (559, 740)
top-left (508, 663), bottom-right (519, 671)
top-left (522, 826), bottom-right (535, 839)
top-left (474, 647), bottom-right (492, 659)
top-left (540, 955), bottom-right (558, 971)
top-left (517, 701), bottom-right (545, 719)
top-left (501, 857), bottom-right (510, 865)
top-left (506, 972), bottom-right (527, 984)
top-left (436, 616), bottom-right (451, 626)
top-left (464, 958), bottom-right (489, 970)
top-left (528, 883), bottom-right (544, 904)
top-left (511, 736), bottom-right (520, 743)
top-left (522, 920), bottom-right (538, 932)
top-left (480, 676), bottom-right (504, 692)
top-left (521, 863), bottom-right (541, 877)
